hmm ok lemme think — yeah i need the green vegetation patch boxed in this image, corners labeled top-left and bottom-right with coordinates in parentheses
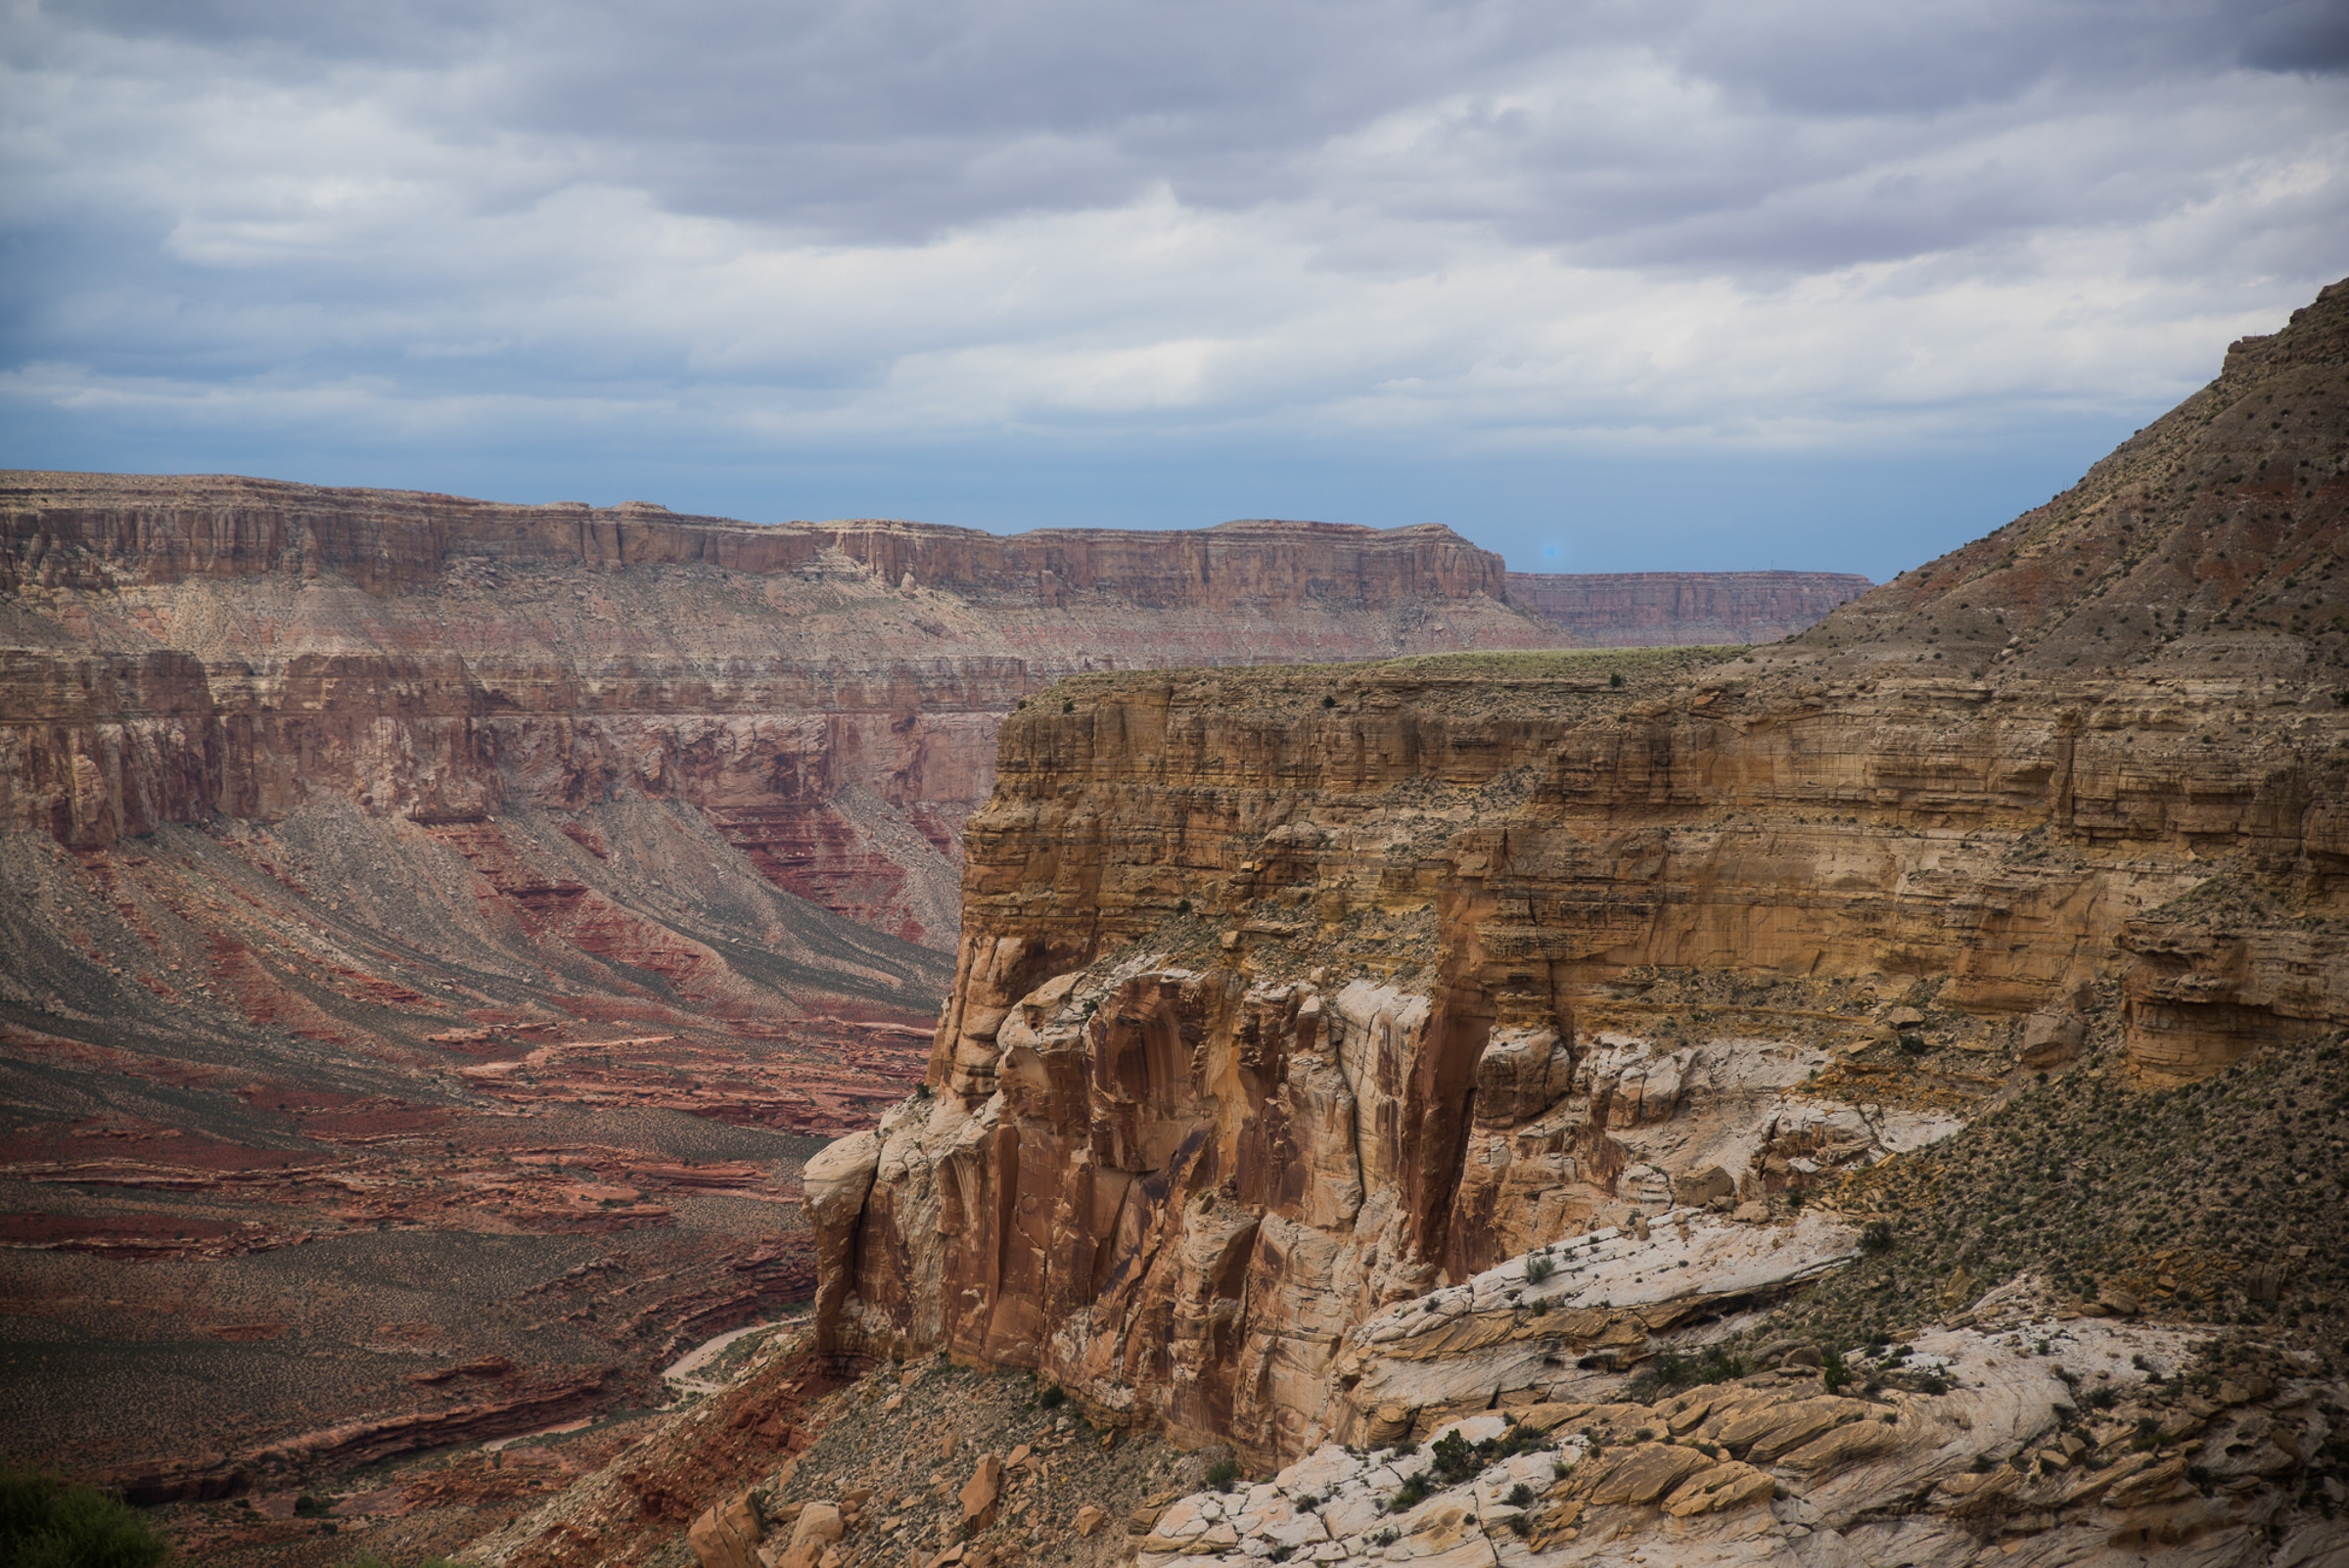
top-left (0, 1467), bottom-right (168, 1568)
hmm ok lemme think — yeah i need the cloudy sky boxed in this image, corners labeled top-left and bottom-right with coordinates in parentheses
top-left (3, 0), bottom-right (2345, 577)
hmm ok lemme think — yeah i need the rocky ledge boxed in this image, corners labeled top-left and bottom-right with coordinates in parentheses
top-left (1136, 1291), bottom-right (2338, 1568)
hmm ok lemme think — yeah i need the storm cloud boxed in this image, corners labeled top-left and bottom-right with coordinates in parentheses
top-left (3, 0), bottom-right (2344, 573)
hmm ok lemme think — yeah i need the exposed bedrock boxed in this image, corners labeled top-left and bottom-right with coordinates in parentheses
top-left (813, 651), bottom-right (2347, 1464)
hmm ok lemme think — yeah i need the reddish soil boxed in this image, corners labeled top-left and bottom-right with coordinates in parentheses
top-left (0, 800), bottom-right (938, 1501)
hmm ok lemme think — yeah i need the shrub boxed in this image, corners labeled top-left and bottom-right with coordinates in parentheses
top-left (1628, 1347), bottom-right (1749, 1401)
top-left (1860, 1221), bottom-right (1895, 1254)
top-left (1428, 1431), bottom-right (1479, 1483)
top-left (1523, 1255), bottom-right (1554, 1284)
top-left (1821, 1350), bottom-right (1854, 1394)
top-left (1037, 1384), bottom-right (1066, 1409)
top-left (1506, 1483), bottom-right (1534, 1507)
top-left (1206, 1458), bottom-right (1241, 1494)
top-left (0, 1467), bottom-right (169, 1568)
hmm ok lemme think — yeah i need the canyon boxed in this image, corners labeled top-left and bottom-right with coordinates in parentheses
top-left (754, 280), bottom-right (2349, 1568)
top-left (15, 274), bottom-right (2349, 1568)
top-left (0, 470), bottom-right (1857, 1513)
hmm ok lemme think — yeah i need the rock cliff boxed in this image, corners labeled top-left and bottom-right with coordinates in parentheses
top-left (0, 485), bottom-right (1573, 945)
top-left (800, 281), bottom-right (2349, 1562)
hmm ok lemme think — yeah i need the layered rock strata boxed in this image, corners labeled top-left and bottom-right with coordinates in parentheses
top-left (1506, 571), bottom-right (1873, 647)
top-left (0, 484), bottom-right (1578, 945)
top-left (807, 278), bottom-right (2349, 1491)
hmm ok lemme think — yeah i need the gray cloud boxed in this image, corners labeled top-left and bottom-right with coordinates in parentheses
top-left (37, 0), bottom-right (2345, 246)
top-left (3, 0), bottom-right (2344, 504)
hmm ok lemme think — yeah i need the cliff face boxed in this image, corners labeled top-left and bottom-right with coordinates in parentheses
top-left (0, 485), bottom-right (1563, 945)
top-left (1506, 571), bottom-right (1873, 646)
top-left (807, 279), bottom-right (2349, 1506)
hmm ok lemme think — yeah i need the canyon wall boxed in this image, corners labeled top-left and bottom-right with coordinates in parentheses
top-left (1506, 570), bottom-right (1873, 646)
top-left (0, 484), bottom-right (1570, 946)
top-left (808, 279), bottom-right (2349, 1473)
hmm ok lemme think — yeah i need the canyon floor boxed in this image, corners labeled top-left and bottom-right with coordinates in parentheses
top-left (0, 788), bottom-right (944, 1503)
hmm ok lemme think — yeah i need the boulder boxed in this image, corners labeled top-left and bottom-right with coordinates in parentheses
top-left (1075, 1505), bottom-right (1106, 1537)
top-left (689, 1490), bottom-right (763, 1568)
top-left (1674, 1166), bottom-right (1734, 1206)
top-left (960, 1454), bottom-right (1004, 1532)
top-left (2019, 1011), bottom-right (2084, 1069)
top-left (795, 1503), bottom-right (844, 1547)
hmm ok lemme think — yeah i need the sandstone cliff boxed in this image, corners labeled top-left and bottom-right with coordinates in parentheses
top-left (798, 282), bottom-right (2349, 1563)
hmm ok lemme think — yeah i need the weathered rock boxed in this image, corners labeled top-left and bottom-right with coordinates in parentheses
top-left (2018, 1010), bottom-right (2084, 1069)
top-left (958, 1454), bottom-right (1002, 1532)
top-left (688, 1488), bottom-right (763, 1568)
top-left (1672, 1166), bottom-right (1735, 1207)
top-left (1124, 1314), bottom-right (2343, 1568)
